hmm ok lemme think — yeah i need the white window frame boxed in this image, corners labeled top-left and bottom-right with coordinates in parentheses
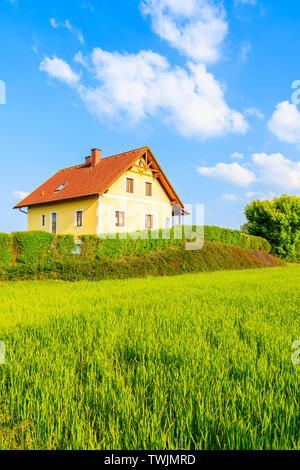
top-left (115, 210), bottom-right (127, 229)
top-left (125, 176), bottom-right (135, 194)
top-left (145, 180), bottom-right (153, 197)
top-left (75, 209), bottom-right (84, 228)
top-left (41, 214), bottom-right (46, 227)
top-left (50, 212), bottom-right (58, 234)
top-left (145, 213), bottom-right (154, 229)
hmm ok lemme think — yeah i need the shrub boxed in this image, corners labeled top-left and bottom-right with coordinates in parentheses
top-left (0, 233), bottom-right (13, 266)
top-left (56, 234), bottom-right (76, 259)
top-left (184, 225), bottom-right (271, 253)
top-left (12, 231), bottom-right (55, 264)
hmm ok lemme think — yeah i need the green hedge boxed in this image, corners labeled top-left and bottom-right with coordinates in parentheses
top-left (0, 233), bottom-right (13, 266)
top-left (56, 234), bottom-right (76, 259)
top-left (0, 242), bottom-right (283, 282)
top-left (12, 231), bottom-right (55, 264)
top-left (196, 225), bottom-right (271, 252)
top-left (1, 226), bottom-right (271, 268)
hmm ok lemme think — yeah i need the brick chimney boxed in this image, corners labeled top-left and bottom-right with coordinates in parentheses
top-left (91, 148), bottom-right (101, 167)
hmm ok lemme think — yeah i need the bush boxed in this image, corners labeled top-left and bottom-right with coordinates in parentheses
top-left (0, 241), bottom-right (283, 282)
top-left (96, 228), bottom-right (183, 259)
top-left (56, 235), bottom-right (76, 259)
top-left (184, 225), bottom-right (271, 252)
top-left (0, 233), bottom-right (13, 266)
top-left (12, 231), bottom-right (55, 264)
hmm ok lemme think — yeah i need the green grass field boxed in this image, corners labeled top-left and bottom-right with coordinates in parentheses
top-left (0, 266), bottom-right (299, 450)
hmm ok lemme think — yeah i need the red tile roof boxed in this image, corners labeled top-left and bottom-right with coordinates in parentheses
top-left (14, 146), bottom-right (183, 209)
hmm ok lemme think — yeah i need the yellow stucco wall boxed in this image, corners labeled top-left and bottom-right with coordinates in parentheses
top-left (100, 166), bottom-right (172, 233)
top-left (28, 196), bottom-right (98, 235)
top-left (27, 161), bottom-right (174, 235)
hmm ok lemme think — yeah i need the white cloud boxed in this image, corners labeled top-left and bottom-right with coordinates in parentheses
top-left (40, 56), bottom-right (80, 85)
top-left (268, 101), bottom-right (300, 145)
top-left (240, 42), bottom-right (251, 62)
top-left (252, 152), bottom-right (300, 189)
top-left (221, 193), bottom-right (240, 201)
top-left (50, 18), bottom-right (58, 28)
top-left (230, 151), bottom-right (244, 160)
top-left (140, 0), bottom-right (228, 64)
top-left (13, 190), bottom-right (29, 200)
top-left (244, 107), bottom-right (264, 119)
top-left (50, 18), bottom-right (84, 44)
top-left (74, 48), bottom-right (248, 138)
top-left (41, 1), bottom-right (249, 139)
top-left (198, 162), bottom-right (255, 186)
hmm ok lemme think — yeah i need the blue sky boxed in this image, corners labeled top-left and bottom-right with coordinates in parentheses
top-left (1, 0), bottom-right (300, 232)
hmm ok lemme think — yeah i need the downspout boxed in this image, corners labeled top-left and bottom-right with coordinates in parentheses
top-left (97, 194), bottom-right (102, 236)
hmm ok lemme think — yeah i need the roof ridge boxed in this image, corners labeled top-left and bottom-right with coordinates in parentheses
top-left (58, 163), bottom-right (88, 173)
top-left (103, 146), bottom-right (148, 161)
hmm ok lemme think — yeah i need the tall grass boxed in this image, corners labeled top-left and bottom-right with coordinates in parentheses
top-left (0, 266), bottom-right (299, 449)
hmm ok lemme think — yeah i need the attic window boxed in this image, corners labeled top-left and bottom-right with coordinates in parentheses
top-left (55, 183), bottom-right (67, 192)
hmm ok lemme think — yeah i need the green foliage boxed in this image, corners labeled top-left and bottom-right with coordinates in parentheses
top-left (184, 225), bottom-right (271, 252)
top-left (55, 235), bottom-right (76, 259)
top-left (0, 233), bottom-right (13, 266)
top-left (0, 241), bottom-right (283, 282)
top-left (244, 195), bottom-right (300, 260)
top-left (12, 231), bottom-right (55, 264)
top-left (96, 228), bottom-right (183, 259)
top-left (0, 266), bottom-right (298, 449)
top-left (79, 235), bottom-right (100, 259)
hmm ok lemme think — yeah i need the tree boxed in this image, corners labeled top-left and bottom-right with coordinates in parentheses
top-left (243, 195), bottom-right (300, 260)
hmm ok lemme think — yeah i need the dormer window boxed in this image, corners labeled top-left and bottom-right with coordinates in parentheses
top-left (55, 183), bottom-right (67, 192)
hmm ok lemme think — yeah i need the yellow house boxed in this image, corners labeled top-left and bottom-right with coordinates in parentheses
top-left (14, 146), bottom-right (185, 236)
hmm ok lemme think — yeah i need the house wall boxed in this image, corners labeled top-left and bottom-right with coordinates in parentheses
top-left (27, 162), bottom-right (173, 235)
top-left (99, 165), bottom-right (173, 234)
top-left (28, 196), bottom-right (98, 235)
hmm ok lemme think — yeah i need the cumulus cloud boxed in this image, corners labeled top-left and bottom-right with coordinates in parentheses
top-left (140, 0), bottom-right (228, 64)
top-left (40, 1), bottom-right (249, 139)
top-left (198, 162), bottom-right (255, 186)
top-left (13, 190), bottom-right (29, 200)
top-left (268, 101), bottom-right (300, 145)
top-left (73, 48), bottom-right (248, 138)
top-left (252, 152), bottom-right (300, 189)
top-left (40, 56), bottom-right (80, 85)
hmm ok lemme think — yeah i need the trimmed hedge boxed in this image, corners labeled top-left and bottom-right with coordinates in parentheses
top-left (0, 242), bottom-right (283, 282)
top-left (0, 227), bottom-right (272, 268)
top-left (0, 233), bottom-right (13, 266)
top-left (200, 225), bottom-right (271, 252)
top-left (12, 231), bottom-right (55, 264)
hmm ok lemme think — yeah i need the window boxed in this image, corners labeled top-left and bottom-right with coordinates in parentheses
top-left (145, 182), bottom-right (152, 197)
top-left (51, 213), bottom-right (57, 234)
top-left (55, 183), bottom-right (67, 192)
top-left (126, 177), bottom-right (134, 193)
top-left (75, 210), bottom-right (83, 228)
top-left (41, 214), bottom-right (46, 227)
top-left (115, 211), bottom-right (125, 227)
top-left (145, 214), bottom-right (153, 229)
